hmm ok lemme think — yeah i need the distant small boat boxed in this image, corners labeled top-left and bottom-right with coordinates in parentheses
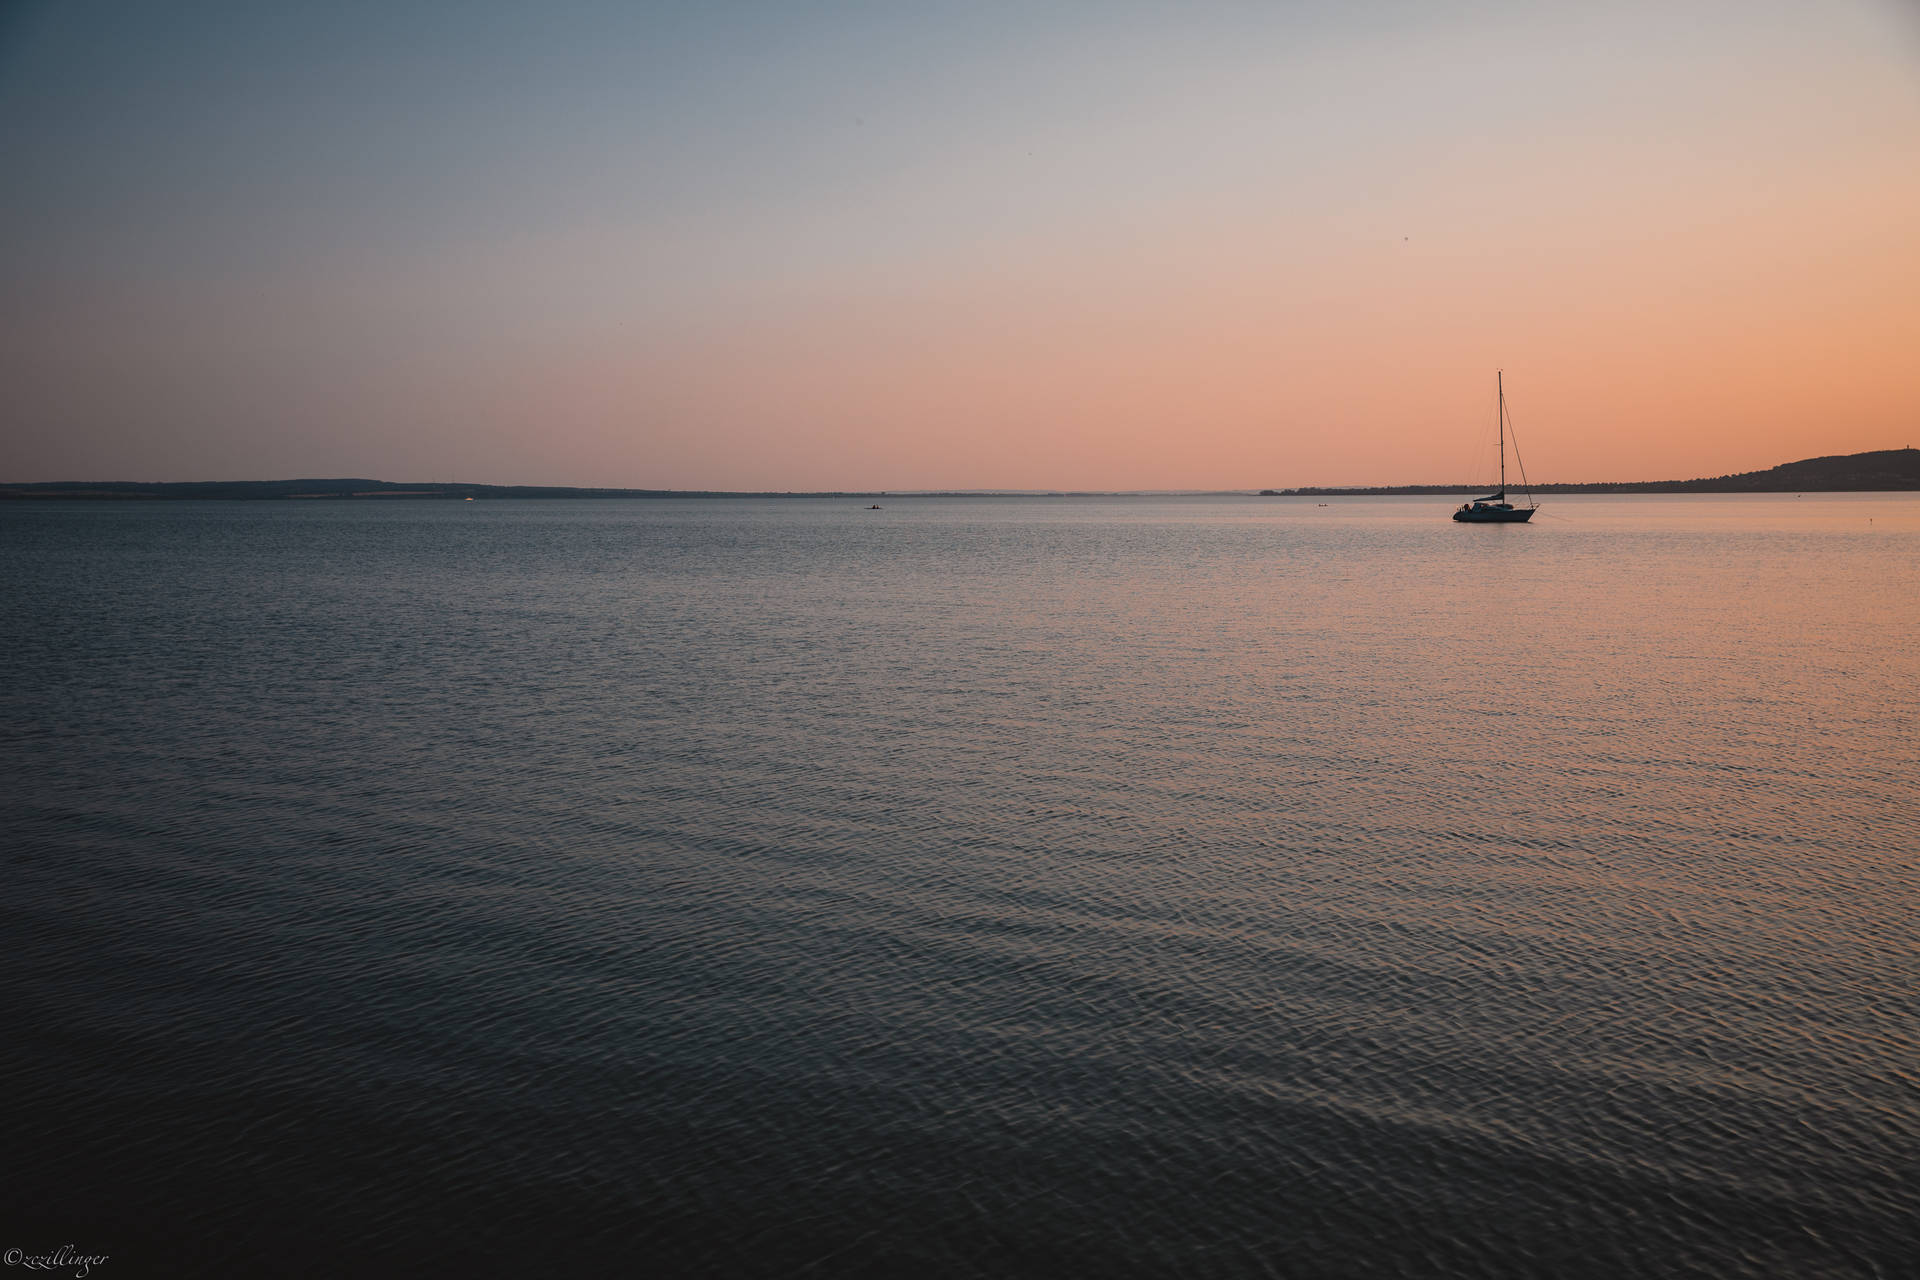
top-left (868, 504), bottom-right (883, 510)
top-left (1453, 371), bottom-right (1537, 523)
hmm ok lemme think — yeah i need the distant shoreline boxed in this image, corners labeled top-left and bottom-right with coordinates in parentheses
top-left (5, 448), bottom-right (1916, 500)
top-left (1272, 446), bottom-right (1918, 495)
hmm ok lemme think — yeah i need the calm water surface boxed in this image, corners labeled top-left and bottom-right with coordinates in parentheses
top-left (3, 495), bottom-right (1917, 1277)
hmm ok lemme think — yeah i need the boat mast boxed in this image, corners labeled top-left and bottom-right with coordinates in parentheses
top-left (1498, 370), bottom-right (1506, 497)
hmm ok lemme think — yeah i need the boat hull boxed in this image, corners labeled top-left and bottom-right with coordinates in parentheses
top-left (1452, 506), bottom-right (1535, 523)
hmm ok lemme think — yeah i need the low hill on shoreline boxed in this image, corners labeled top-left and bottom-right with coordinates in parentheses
top-left (1274, 448), bottom-right (1919, 495)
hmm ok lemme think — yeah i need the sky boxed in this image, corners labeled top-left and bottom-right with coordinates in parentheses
top-left (2, 0), bottom-right (1916, 489)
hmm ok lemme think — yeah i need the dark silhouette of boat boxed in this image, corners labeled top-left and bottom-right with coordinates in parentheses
top-left (1454, 372), bottom-right (1537, 523)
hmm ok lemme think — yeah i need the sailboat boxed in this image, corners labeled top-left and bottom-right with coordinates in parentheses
top-left (1452, 371), bottom-right (1537, 523)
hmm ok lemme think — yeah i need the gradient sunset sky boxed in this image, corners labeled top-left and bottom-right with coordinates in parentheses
top-left (3, 0), bottom-right (1916, 489)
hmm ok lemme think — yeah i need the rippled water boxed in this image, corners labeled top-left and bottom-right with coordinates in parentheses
top-left (3, 495), bottom-right (1916, 1277)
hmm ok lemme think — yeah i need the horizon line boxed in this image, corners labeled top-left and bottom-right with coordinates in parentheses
top-left (5, 446), bottom-right (1918, 499)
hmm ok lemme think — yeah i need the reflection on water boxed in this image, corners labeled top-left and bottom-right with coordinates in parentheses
top-left (2, 495), bottom-right (1916, 1277)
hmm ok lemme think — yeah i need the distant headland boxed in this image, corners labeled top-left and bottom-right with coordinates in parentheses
top-left (4, 448), bottom-right (1916, 500)
top-left (1265, 448), bottom-right (1920, 496)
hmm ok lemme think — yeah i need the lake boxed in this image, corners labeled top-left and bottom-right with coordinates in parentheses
top-left (3, 494), bottom-right (1916, 1277)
